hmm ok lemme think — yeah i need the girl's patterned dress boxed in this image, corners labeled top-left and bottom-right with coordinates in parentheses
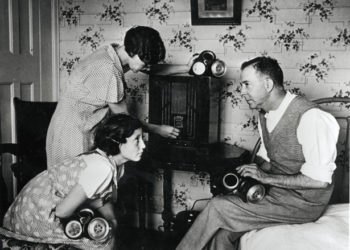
top-left (0, 149), bottom-right (123, 249)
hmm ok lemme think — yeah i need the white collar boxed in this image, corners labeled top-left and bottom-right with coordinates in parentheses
top-left (265, 91), bottom-right (296, 119)
top-left (263, 92), bottom-right (297, 132)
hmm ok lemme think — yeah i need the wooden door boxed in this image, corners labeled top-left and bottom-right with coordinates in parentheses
top-left (0, 0), bottom-right (58, 201)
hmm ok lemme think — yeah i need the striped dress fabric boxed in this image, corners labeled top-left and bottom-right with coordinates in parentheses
top-left (46, 44), bottom-right (125, 169)
top-left (0, 151), bottom-right (123, 249)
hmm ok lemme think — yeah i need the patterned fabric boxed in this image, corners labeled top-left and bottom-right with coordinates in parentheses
top-left (0, 234), bottom-right (79, 250)
top-left (46, 44), bottom-right (125, 169)
top-left (0, 150), bottom-right (121, 249)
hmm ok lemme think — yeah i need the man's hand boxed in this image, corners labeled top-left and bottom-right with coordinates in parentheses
top-left (236, 163), bottom-right (269, 184)
top-left (237, 163), bottom-right (329, 189)
top-left (156, 125), bottom-right (180, 139)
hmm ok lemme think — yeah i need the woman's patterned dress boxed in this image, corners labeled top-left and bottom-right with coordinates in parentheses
top-left (0, 150), bottom-right (123, 249)
top-left (46, 44), bottom-right (125, 169)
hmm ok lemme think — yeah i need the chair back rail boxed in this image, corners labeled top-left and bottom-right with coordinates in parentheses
top-left (7, 98), bottom-right (56, 190)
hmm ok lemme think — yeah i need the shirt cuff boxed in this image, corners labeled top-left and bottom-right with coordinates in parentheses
top-left (300, 162), bottom-right (336, 184)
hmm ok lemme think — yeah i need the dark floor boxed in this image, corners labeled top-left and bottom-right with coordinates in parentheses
top-left (118, 227), bottom-right (179, 250)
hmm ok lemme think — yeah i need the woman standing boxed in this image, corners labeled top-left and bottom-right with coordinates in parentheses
top-left (46, 26), bottom-right (191, 169)
top-left (1, 114), bottom-right (145, 249)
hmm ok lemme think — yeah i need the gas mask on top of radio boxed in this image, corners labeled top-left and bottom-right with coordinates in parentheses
top-left (189, 50), bottom-right (227, 77)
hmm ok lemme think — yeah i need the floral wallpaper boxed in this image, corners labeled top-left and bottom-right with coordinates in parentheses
top-left (58, 0), bottom-right (350, 229)
top-left (303, 0), bottom-right (334, 21)
top-left (98, 0), bottom-right (125, 25)
top-left (59, 0), bottom-right (84, 27)
top-left (245, 0), bottom-right (278, 23)
top-left (272, 21), bottom-right (309, 51)
top-left (145, 0), bottom-right (175, 24)
top-left (169, 24), bottom-right (196, 52)
top-left (219, 25), bottom-right (250, 51)
top-left (78, 26), bottom-right (105, 50)
top-left (299, 53), bottom-right (335, 82)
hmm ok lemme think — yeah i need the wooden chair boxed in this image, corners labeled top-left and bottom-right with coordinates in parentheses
top-left (0, 97), bottom-right (57, 220)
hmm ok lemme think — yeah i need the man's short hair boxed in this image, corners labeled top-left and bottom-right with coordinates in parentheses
top-left (241, 57), bottom-right (284, 88)
top-left (124, 26), bottom-right (166, 65)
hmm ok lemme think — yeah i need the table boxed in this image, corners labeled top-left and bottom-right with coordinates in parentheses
top-left (142, 143), bottom-right (249, 232)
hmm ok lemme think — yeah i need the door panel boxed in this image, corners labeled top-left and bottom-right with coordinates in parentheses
top-left (0, 0), bottom-right (57, 201)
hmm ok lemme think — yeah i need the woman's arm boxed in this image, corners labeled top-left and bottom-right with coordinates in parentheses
top-left (55, 184), bottom-right (88, 218)
top-left (139, 121), bottom-right (179, 139)
top-left (108, 100), bottom-right (179, 138)
top-left (97, 201), bottom-right (118, 230)
top-left (108, 99), bottom-right (129, 115)
top-left (55, 186), bottom-right (117, 227)
top-left (147, 55), bottom-right (197, 75)
top-left (148, 64), bottom-right (191, 75)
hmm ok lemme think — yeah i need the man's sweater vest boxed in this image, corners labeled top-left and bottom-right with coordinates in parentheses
top-left (259, 96), bottom-right (333, 204)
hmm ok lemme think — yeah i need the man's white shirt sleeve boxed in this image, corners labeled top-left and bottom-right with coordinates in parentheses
top-left (298, 108), bottom-right (339, 183)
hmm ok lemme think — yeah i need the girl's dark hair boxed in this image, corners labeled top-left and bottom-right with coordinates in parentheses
top-left (92, 114), bottom-right (142, 156)
top-left (241, 56), bottom-right (284, 89)
top-left (124, 26), bottom-right (166, 65)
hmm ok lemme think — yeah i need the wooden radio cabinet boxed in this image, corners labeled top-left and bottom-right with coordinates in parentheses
top-left (148, 74), bottom-right (222, 166)
top-left (145, 73), bottom-right (248, 233)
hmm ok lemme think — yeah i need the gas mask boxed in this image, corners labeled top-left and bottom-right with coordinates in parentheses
top-left (222, 171), bottom-right (266, 203)
top-left (189, 50), bottom-right (227, 77)
top-left (63, 208), bottom-right (112, 242)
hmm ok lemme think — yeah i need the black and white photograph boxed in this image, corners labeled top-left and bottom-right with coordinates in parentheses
top-left (0, 0), bottom-right (349, 249)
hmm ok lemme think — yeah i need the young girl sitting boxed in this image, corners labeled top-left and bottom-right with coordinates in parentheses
top-left (0, 113), bottom-right (145, 249)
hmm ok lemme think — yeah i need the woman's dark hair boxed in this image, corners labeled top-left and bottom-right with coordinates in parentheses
top-left (92, 114), bottom-right (142, 156)
top-left (241, 57), bottom-right (284, 89)
top-left (124, 26), bottom-right (166, 65)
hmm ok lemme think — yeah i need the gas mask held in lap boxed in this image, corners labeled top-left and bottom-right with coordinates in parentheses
top-left (189, 50), bottom-right (227, 77)
top-left (222, 171), bottom-right (266, 203)
top-left (62, 208), bottom-right (112, 242)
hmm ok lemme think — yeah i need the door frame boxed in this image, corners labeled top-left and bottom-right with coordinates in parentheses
top-left (48, 0), bottom-right (60, 101)
top-left (0, 0), bottom-right (60, 201)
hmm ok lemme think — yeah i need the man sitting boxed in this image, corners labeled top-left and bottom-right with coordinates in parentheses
top-left (176, 56), bottom-right (339, 250)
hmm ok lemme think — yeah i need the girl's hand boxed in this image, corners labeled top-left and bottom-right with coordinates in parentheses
top-left (110, 219), bottom-right (118, 230)
top-left (55, 185), bottom-right (88, 218)
top-left (156, 125), bottom-right (179, 139)
top-left (85, 198), bottom-right (104, 210)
